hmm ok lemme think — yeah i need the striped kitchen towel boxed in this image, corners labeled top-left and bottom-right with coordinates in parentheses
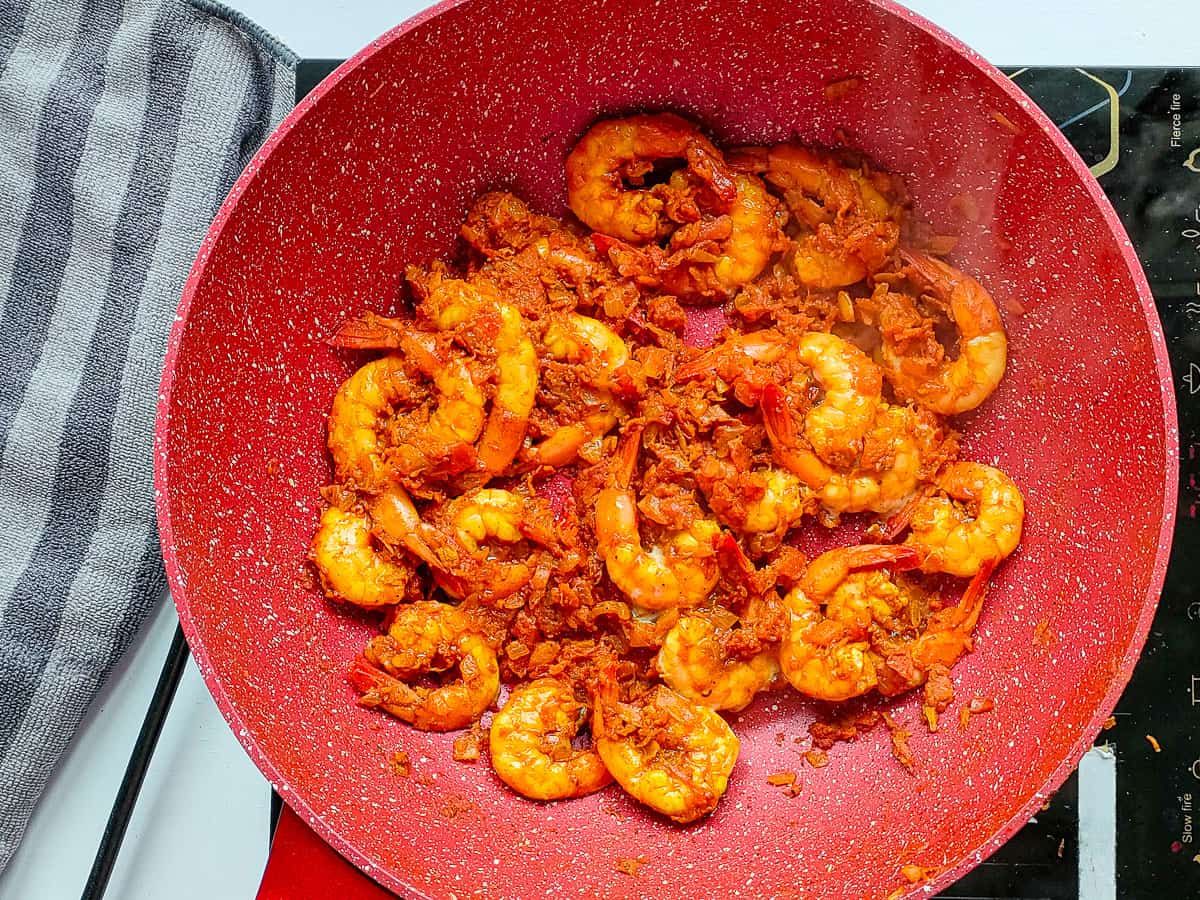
top-left (0, 0), bottom-right (296, 871)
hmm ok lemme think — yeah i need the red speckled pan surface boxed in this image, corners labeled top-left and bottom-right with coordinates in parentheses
top-left (154, 0), bottom-right (1177, 897)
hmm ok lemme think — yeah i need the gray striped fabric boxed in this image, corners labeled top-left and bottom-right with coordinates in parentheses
top-left (0, 0), bottom-right (296, 871)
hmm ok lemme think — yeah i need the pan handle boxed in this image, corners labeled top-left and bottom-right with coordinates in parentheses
top-left (257, 804), bottom-right (397, 899)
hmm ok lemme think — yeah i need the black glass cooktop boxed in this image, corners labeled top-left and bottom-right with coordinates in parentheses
top-left (290, 62), bottom-right (1200, 900)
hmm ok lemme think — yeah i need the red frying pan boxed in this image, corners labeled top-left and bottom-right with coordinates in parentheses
top-left (154, 0), bottom-right (1177, 897)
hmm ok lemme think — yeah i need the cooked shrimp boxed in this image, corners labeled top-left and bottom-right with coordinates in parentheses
top-left (873, 560), bottom-right (995, 696)
top-left (792, 331), bottom-right (882, 464)
top-left (679, 330), bottom-right (880, 466)
top-left (896, 461), bottom-right (1024, 576)
top-left (366, 488), bottom-right (442, 568)
top-left (709, 174), bottom-right (784, 292)
top-left (480, 302), bottom-right (539, 473)
top-left (780, 544), bottom-right (921, 701)
top-left (309, 119), bottom-right (1029, 807)
top-left (739, 468), bottom-right (810, 535)
top-left (309, 505), bottom-right (411, 608)
top-left (348, 600), bottom-right (499, 731)
top-left (417, 271), bottom-right (538, 474)
top-left (673, 329), bottom-right (786, 382)
top-left (879, 249), bottom-right (1007, 415)
top-left (595, 427), bottom-right (721, 610)
top-left (326, 356), bottom-right (409, 492)
top-left (328, 317), bottom-right (486, 479)
top-left (489, 677), bottom-right (613, 800)
top-left (531, 313), bottom-right (630, 466)
top-left (595, 172), bottom-right (784, 300)
top-left (761, 387), bottom-right (921, 515)
top-left (543, 312), bottom-right (630, 383)
top-left (696, 457), bottom-right (810, 539)
top-left (743, 143), bottom-right (905, 289)
top-left (591, 671), bottom-right (739, 823)
top-left (680, 352), bottom-right (815, 544)
top-left (566, 113), bottom-right (728, 243)
top-left (656, 614), bottom-right (778, 711)
top-left (597, 172), bottom-right (784, 300)
top-left (327, 352), bottom-right (481, 490)
top-left (531, 412), bottom-right (623, 468)
top-left (429, 488), bottom-right (557, 604)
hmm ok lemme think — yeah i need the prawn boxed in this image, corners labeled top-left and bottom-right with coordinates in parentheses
top-left (348, 600), bottom-right (499, 731)
top-left (892, 461), bottom-right (1024, 577)
top-left (761, 388), bottom-right (922, 516)
top-left (695, 457), bottom-right (810, 540)
top-left (878, 249), bottom-right (1007, 415)
top-left (590, 664), bottom-right (740, 823)
top-left (429, 488), bottom-right (558, 605)
top-left (366, 487), bottom-right (443, 569)
top-left (543, 313), bottom-right (630, 385)
top-left (872, 560), bottom-right (996, 696)
top-left (326, 349), bottom-right (483, 491)
top-left (316, 331), bottom-right (452, 592)
top-left (790, 331), bottom-right (882, 465)
top-left (566, 113), bottom-right (731, 243)
top-left (780, 544), bottom-right (922, 701)
top-left (680, 330), bottom-right (881, 466)
top-left (736, 143), bottom-right (905, 290)
top-left (415, 271), bottom-right (539, 475)
top-left (656, 613), bottom-right (778, 711)
top-left (309, 505), bottom-right (412, 608)
top-left (531, 313), bottom-right (630, 467)
top-left (706, 173), bottom-right (786, 293)
top-left (679, 349), bottom-right (815, 544)
top-left (595, 426), bottom-right (721, 610)
top-left (489, 677), bottom-right (612, 800)
top-left (673, 329), bottom-right (786, 383)
top-left (595, 173), bottom-right (784, 300)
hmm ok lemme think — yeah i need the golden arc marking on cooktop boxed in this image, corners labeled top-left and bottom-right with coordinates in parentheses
top-left (1075, 68), bottom-right (1121, 177)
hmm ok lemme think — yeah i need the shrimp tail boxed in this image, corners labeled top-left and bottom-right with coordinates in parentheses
top-left (759, 383), bottom-right (797, 447)
top-left (610, 422), bottom-right (645, 489)
top-left (673, 350), bottom-right (716, 383)
top-left (686, 140), bottom-right (738, 207)
top-left (477, 408), bottom-right (530, 475)
top-left (716, 532), bottom-right (767, 592)
top-left (676, 332), bottom-right (783, 383)
top-left (898, 558), bottom-right (997, 681)
top-left (531, 412), bottom-right (619, 468)
top-left (369, 491), bottom-right (442, 569)
top-left (957, 557), bottom-right (997, 631)
top-left (586, 656), bottom-right (621, 738)
top-left (760, 383), bottom-right (828, 486)
top-left (328, 311), bottom-right (407, 349)
top-left (430, 568), bottom-right (469, 601)
top-left (347, 656), bottom-right (406, 705)
top-left (840, 542), bottom-right (923, 573)
top-left (724, 145), bottom-right (770, 174)
top-left (899, 246), bottom-right (951, 288)
top-left (716, 532), bottom-right (754, 575)
top-left (880, 482), bottom-right (934, 541)
top-left (588, 232), bottom-right (627, 258)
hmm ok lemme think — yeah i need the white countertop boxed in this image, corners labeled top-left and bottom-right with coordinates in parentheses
top-left (0, 3), bottom-right (1192, 899)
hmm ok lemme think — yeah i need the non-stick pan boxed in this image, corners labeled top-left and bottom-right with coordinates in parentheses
top-left (154, 0), bottom-right (1178, 896)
